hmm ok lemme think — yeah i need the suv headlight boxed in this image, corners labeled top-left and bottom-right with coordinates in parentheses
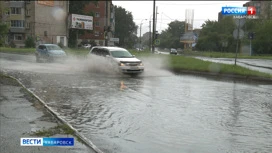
top-left (119, 63), bottom-right (125, 66)
top-left (139, 62), bottom-right (143, 66)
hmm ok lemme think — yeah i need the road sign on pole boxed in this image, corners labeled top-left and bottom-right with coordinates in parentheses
top-left (154, 39), bottom-right (160, 45)
top-left (233, 28), bottom-right (244, 39)
top-left (234, 18), bottom-right (245, 27)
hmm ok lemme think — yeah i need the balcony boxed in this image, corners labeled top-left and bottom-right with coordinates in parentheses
top-left (9, 1), bottom-right (25, 8)
top-left (10, 27), bottom-right (25, 33)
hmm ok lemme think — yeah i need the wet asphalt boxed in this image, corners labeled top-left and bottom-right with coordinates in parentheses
top-left (0, 76), bottom-right (96, 153)
top-left (0, 52), bottom-right (272, 153)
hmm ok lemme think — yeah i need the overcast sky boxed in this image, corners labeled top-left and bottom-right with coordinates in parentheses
top-left (112, 1), bottom-right (247, 36)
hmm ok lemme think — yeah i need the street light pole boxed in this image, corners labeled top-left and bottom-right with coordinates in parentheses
top-left (149, 14), bottom-right (153, 51)
top-left (152, 0), bottom-right (156, 53)
top-left (139, 19), bottom-right (147, 49)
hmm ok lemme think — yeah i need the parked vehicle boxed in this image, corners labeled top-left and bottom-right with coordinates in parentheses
top-left (170, 48), bottom-right (178, 55)
top-left (83, 44), bottom-right (92, 49)
top-left (35, 44), bottom-right (67, 63)
top-left (89, 46), bottom-right (144, 74)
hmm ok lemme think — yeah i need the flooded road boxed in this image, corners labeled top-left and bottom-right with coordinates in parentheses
top-left (1, 53), bottom-right (272, 153)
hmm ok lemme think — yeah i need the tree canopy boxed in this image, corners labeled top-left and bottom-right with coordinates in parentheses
top-left (158, 20), bottom-right (185, 49)
top-left (196, 17), bottom-right (236, 52)
top-left (196, 17), bottom-right (272, 54)
top-left (114, 6), bottom-right (137, 48)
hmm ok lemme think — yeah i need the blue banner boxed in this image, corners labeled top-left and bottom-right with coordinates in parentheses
top-left (43, 138), bottom-right (74, 146)
top-left (222, 7), bottom-right (247, 15)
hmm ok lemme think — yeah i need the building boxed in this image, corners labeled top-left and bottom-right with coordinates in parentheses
top-left (1, 0), bottom-right (69, 48)
top-left (243, 0), bottom-right (272, 19)
top-left (1, 0), bottom-right (115, 48)
top-left (79, 1), bottom-right (115, 46)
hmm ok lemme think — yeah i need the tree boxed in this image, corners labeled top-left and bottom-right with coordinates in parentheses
top-left (114, 6), bottom-right (137, 48)
top-left (158, 20), bottom-right (185, 49)
top-left (0, 24), bottom-right (8, 47)
top-left (25, 36), bottom-right (35, 48)
top-left (196, 17), bottom-right (236, 52)
top-left (252, 20), bottom-right (272, 54)
top-left (0, 2), bottom-right (9, 47)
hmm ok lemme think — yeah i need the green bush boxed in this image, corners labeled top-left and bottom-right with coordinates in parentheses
top-left (25, 36), bottom-right (35, 48)
top-left (58, 42), bottom-right (64, 48)
top-left (9, 41), bottom-right (16, 48)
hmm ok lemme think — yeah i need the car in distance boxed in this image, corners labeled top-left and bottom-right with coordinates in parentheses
top-left (83, 44), bottom-right (92, 49)
top-left (170, 48), bottom-right (178, 55)
top-left (35, 44), bottom-right (67, 62)
top-left (89, 46), bottom-right (144, 74)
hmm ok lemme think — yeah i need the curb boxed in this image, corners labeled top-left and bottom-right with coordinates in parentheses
top-left (2, 73), bottom-right (104, 153)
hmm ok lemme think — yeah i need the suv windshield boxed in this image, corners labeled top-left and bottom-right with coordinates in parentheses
top-left (46, 45), bottom-right (62, 51)
top-left (111, 50), bottom-right (133, 58)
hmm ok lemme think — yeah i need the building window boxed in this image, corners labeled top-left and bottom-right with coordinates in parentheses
top-left (94, 31), bottom-right (99, 36)
top-left (95, 2), bottom-right (99, 8)
top-left (11, 7), bottom-right (22, 14)
top-left (95, 21), bottom-right (99, 27)
top-left (11, 20), bottom-right (24, 27)
top-left (14, 34), bottom-right (23, 40)
top-left (26, 9), bottom-right (30, 16)
top-left (25, 22), bottom-right (30, 28)
top-left (95, 12), bottom-right (100, 17)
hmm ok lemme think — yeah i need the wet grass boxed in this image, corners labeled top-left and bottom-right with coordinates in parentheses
top-left (0, 47), bottom-right (35, 54)
top-left (169, 55), bottom-right (272, 78)
top-left (182, 50), bottom-right (272, 60)
top-left (31, 124), bottom-right (75, 137)
top-left (129, 51), bottom-right (272, 79)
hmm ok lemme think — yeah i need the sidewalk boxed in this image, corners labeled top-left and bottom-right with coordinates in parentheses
top-left (0, 75), bottom-right (96, 153)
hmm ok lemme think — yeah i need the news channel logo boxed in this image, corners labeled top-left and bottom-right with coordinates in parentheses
top-left (20, 138), bottom-right (74, 146)
top-left (222, 7), bottom-right (256, 16)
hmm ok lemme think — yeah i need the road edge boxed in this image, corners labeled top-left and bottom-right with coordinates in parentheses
top-left (0, 73), bottom-right (104, 153)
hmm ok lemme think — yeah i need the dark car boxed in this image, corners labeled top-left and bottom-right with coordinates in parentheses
top-left (170, 48), bottom-right (178, 55)
top-left (35, 44), bottom-right (67, 63)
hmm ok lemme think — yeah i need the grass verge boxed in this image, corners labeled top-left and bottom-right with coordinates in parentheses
top-left (131, 51), bottom-right (272, 79)
top-left (182, 50), bottom-right (272, 60)
top-left (168, 55), bottom-right (272, 78)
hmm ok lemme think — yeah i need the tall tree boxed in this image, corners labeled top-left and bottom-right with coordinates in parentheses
top-left (114, 6), bottom-right (137, 48)
top-left (196, 17), bottom-right (236, 52)
top-left (158, 20), bottom-right (185, 49)
top-left (0, 2), bottom-right (9, 47)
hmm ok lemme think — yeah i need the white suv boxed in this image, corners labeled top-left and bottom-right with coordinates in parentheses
top-left (89, 46), bottom-right (144, 74)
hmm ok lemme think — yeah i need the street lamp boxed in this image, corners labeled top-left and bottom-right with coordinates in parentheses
top-left (139, 19), bottom-right (147, 49)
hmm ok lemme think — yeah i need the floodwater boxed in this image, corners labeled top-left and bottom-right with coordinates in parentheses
top-left (1, 53), bottom-right (272, 153)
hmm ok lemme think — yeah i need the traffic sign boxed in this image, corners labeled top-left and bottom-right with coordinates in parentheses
top-left (154, 39), bottom-right (160, 45)
top-left (110, 38), bottom-right (119, 42)
top-left (233, 28), bottom-right (244, 39)
top-left (234, 18), bottom-right (246, 28)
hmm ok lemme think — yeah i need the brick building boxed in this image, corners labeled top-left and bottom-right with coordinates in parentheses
top-left (79, 0), bottom-right (115, 46)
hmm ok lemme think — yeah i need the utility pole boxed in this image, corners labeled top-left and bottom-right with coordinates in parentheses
top-left (152, 0), bottom-right (155, 53)
top-left (235, 19), bottom-right (240, 66)
top-left (149, 20), bottom-right (151, 51)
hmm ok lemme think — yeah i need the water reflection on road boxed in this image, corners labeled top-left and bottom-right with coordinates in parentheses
top-left (1, 54), bottom-right (272, 153)
top-left (5, 72), bottom-right (271, 153)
